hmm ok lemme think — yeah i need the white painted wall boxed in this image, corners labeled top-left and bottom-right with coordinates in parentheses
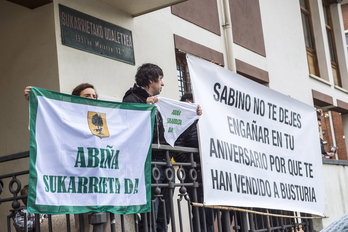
top-left (320, 163), bottom-right (348, 229)
top-left (258, 0), bottom-right (313, 104)
top-left (53, 0), bottom-right (216, 102)
top-left (0, 1), bottom-right (59, 228)
top-left (0, 2), bottom-right (58, 154)
top-left (53, 0), bottom-right (135, 101)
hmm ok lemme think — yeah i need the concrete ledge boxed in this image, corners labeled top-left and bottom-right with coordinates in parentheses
top-left (322, 159), bottom-right (348, 166)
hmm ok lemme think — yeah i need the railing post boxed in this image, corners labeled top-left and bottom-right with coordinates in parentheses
top-left (221, 210), bottom-right (232, 232)
top-left (88, 213), bottom-right (107, 232)
top-left (248, 212), bottom-right (256, 232)
top-left (240, 212), bottom-right (249, 232)
top-left (110, 213), bottom-right (116, 232)
top-left (166, 151), bottom-right (176, 232)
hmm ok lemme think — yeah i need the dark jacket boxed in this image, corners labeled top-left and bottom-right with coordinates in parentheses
top-left (174, 120), bottom-right (200, 163)
top-left (123, 83), bottom-right (149, 104)
top-left (122, 84), bottom-right (168, 160)
top-left (320, 138), bottom-right (327, 156)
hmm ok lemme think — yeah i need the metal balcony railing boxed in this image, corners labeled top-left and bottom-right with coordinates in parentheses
top-left (0, 146), bottom-right (314, 232)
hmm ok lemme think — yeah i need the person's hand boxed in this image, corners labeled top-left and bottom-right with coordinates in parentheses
top-left (24, 86), bottom-right (32, 101)
top-left (327, 152), bottom-right (335, 158)
top-left (197, 105), bottom-right (202, 115)
top-left (146, 96), bottom-right (158, 104)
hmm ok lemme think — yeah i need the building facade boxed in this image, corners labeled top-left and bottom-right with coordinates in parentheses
top-left (1, 0), bottom-right (348, 230)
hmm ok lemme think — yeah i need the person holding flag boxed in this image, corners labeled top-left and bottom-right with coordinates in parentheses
top-left (123, 63), bottom-right (170, 232)
top-left (123, 63), bottom-right (202, 232)
top-left (23, 83), bottom-right (112, 232)
top-left (173, 93), bottom-right (214, 232)
top-left (24, 83), bottom-right (97, 101)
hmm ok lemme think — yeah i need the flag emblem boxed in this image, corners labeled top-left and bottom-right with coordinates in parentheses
top-left (88, 111), bottom-right (110, 138)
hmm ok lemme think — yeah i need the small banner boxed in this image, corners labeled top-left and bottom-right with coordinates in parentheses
top-left (27, 87), bottom-right (156, 214)
top-left (155, 97), bottom-right (200, 146)
top-left (187, 54), bottom-right (325, 216)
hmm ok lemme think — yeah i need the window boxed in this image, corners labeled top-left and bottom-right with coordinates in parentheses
top-left (323, 0), bottom-right (342, 86)
top-left (176, 50), bottom-right (192, 97)
top-left (175, 49), bottom-right (223, 97)
top-left (300, 0), bottom-right (321, 76)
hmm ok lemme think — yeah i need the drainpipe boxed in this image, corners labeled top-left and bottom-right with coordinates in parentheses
top-left (328, 111), bottom-right (338, 159)
top-left (221, 0), bottom-right (236, 72)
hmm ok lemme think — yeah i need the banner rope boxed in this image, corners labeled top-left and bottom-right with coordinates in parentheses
top-left (191, 202), bottom-right (325, 219)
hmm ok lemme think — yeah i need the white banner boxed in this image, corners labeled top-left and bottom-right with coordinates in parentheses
top-left (155, 97), bottom-right (200, 146)
top-left (187, 54), bottom-right (325, 215)
top-left (27, 87), bottom-right (155, 214)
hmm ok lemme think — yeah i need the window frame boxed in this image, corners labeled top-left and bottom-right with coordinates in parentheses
top-left (175, 50), bottom-right (192, 98)
top-left (322, 0), bottom-right (342, 87)
top-left (300, 0), bottom-right (321, 77)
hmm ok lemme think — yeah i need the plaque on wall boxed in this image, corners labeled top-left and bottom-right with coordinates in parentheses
top-left (59, 4), bottom-right (135, 65)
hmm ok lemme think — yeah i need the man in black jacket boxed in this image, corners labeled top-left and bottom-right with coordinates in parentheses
top-left (123, 64), bottom-right (163, 104)
top-left (174, 93), bottom-right (214, 232)
top-left (123, 63), bottom-right (166, 150)
top-left (123, 63), bottom-right (171, 232)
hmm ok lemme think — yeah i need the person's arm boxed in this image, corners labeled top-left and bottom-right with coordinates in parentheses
top-left (327, 152), bottom-right (335, 158)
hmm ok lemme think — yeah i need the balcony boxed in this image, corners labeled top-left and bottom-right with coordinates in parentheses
top-left (0, 145), bottom-right (315, 232)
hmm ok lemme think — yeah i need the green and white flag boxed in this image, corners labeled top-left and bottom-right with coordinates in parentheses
top-left (27, 87), bottom-right (156, 215)
top-left (155, 97), bottom-right (200, 146)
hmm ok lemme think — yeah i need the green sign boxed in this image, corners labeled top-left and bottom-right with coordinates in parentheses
top-left (59, 4), bottom-right (135, 65)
